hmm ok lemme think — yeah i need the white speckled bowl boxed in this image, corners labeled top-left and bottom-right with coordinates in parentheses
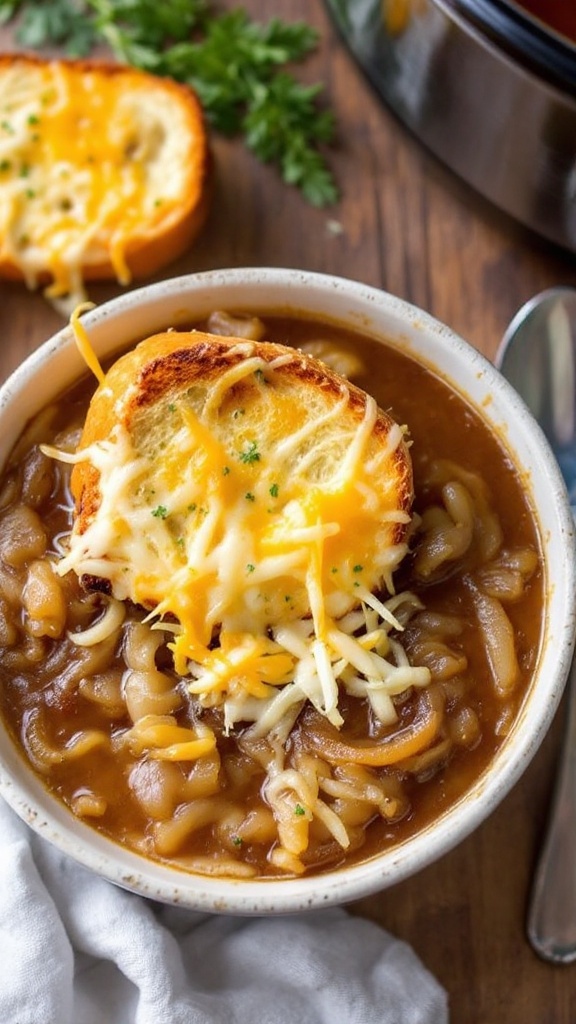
top-left (0, 268), bottom-right (574, 913)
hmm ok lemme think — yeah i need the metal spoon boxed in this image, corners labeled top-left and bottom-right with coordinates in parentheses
top-left (496, 286), bottom-right (576, 964)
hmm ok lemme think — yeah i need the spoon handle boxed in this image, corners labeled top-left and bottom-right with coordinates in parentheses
top-left (528, 654), bottom-right (576, 963)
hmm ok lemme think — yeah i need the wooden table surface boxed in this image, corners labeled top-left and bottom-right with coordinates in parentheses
top-left (2, 3), bottom-right (576, 1021)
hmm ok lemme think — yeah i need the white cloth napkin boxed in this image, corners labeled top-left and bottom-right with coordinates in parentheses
top-left (0, 798), bottom-right (448, 1024)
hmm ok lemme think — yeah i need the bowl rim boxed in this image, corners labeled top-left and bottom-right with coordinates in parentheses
top-left (1, 267), bottom-right (574, 914)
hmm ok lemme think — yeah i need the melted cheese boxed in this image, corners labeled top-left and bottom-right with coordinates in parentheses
top-left (0, 61), bottom-right (194, 310)
top-left (53, 330), bottom-right (430, 741)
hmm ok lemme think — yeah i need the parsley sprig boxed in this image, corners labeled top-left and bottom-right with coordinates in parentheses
top-left (0, 1), bottom-right (20, 27)
top-left (5, 0), bottom-right (338, 205)
top-left (14, 0), bottom-right (98, 54)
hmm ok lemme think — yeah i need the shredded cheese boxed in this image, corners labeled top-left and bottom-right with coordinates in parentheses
top-left (51, 325), bottom-right (432, 771)
top-left (70, 302), bottom-right (104, 384)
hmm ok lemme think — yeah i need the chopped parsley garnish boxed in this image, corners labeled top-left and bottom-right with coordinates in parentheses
top-left (246, 563), bottom-right (255, 573)
top-left (232, 835), bottom-right (243, 847)
top-left (167, 402), bottom-right (176, 412)
top-left (294, 804), bottom-right (306, 816)
top-left (353, 564), bottom-right (363, 573)
top-left (269, 482), bottom-right (279, 497)
top-left (239, 441), bottom-right (260, 464)
top-left (245, 492), bottom-right (255, 502)
top-left (151, 504), bottom-right (168, 518)
top-left (254, 368), bottom-right (266, 384)
top-left (222, 465), bottom-right (231, 475)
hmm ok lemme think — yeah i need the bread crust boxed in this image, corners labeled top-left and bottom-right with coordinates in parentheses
top-left (71, 331), bottom-right (413, 546)
top-left (0, 54), bottom-right (211, 287)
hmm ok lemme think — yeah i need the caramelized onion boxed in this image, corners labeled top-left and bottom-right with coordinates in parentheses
top-left (300, 689), bottom-right (443, 766)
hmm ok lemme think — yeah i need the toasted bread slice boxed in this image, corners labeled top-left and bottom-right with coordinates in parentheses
top-left (62, 330), bottom-right (413, 666)
top-left (0, 55), bottom-right (210, 303)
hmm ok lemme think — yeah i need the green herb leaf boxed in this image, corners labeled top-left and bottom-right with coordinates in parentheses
top-left (244, 74), bottom-right (337, 206)
top-left (163, 11), bottom-right (318, 136)
top-left (0, 0), bottom-right (22, 27)
top-left (151, 504), bottom-right (168, 518)
top-left (89, 0), bottom-right (206, 50)
top-left (17, 0), bottom-right (98, 56)
top-left (239, 440), bottom-right (260, 464)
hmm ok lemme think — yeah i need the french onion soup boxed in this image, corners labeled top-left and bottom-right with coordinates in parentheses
top-left (0, 311), bottom-right (543, 878)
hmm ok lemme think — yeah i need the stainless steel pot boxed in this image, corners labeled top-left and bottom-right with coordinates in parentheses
top-left (325, 0), bottom-right (576, 253)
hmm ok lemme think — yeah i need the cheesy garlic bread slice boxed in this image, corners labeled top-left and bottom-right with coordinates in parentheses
top-left (57, 329), bottom-right (416, 731)
top-left (0, 56), bottom-right (210, 307)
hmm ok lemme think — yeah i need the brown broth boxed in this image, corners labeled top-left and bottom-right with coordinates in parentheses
top-left (0, 315), bottom-right (544, 876)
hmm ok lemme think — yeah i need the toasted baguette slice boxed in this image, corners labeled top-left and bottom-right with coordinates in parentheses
top-left (61, 331), bottom-right (413, 662)
top-left (0, 55), bottom-right (210, 303)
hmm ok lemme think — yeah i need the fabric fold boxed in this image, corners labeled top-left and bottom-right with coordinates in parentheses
top-left (0, 798), bottom-right (448, 1024)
